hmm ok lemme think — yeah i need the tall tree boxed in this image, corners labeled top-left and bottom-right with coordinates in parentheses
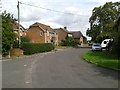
top-left (112, 17), bottom-right (120, 59)
top-left (87, 2), bottom-right (120, 42)
top-left (2, 11), bottom-right (17, 55)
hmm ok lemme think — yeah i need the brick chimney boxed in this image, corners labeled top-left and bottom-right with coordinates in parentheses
top-left (64, 26), bottom-right (67, 30)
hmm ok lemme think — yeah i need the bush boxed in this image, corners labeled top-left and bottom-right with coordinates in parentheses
top-left (13, 36), bottom-right (31, 48)
top-left (21, 36), bottom-right (31, 44)
top-left (13, 40), bottom-right (19, 48)
top-left (62, 37), bottom-right (80, 46)
top-left (21, 43), bottom-right (54, 55)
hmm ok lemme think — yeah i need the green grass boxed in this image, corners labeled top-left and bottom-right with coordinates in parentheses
top-left (82, 51), bottom-right (120, 70)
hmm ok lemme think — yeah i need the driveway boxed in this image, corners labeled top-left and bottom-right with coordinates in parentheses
top-left (2, 48), bottom-right (118, 88)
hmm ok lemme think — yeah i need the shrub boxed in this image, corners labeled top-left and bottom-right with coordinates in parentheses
top-left (21, 43), bottom-right (54, 55)
top-left (21, 36), bottom-right (31, 44)
top-left (13, 40), bottom-right (19, 48)
top-left (13, 36), bottom-right (31, 48)
top-left (62, 37), bottom-right (80, 46)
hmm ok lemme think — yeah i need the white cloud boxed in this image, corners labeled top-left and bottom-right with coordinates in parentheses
top-left (50, 7), bottom-right (90, 36)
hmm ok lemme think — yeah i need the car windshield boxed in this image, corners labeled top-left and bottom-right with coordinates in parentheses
top-left (93, 45), bottom-right (100, 47)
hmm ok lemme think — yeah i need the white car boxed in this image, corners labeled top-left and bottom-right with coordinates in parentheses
top-left (92, 43), bottom-right (102, 51)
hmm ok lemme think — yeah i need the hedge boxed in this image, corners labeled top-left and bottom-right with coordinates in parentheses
top-left (21, 43), bottom-right (54, 55)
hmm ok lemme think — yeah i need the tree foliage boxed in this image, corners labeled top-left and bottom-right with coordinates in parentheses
top-left (13, 36), bottom-right (31, 48)
top-left (2, 11), bottom-right (17, 55)
top-left (62, 36), bottom-right (80, 46)
top-left (112, 17), bottom-right (120, 59)
top-left (87, 2), bottom-right (120, 42)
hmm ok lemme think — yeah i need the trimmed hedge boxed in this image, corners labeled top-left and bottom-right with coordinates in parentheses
top-left (21, 43), bottom-right (54, 55)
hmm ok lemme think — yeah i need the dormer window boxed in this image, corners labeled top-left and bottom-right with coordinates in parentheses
top-left (40, 31), bottom-right (43, 36)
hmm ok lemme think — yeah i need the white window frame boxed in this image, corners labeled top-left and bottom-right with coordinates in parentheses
top-left (40, 31), bottom-right (43, 36)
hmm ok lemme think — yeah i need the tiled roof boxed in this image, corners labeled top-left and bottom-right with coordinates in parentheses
top-left (70, 31), bottom-right (83, 39)
top-left (54, 28), bottom-right (69, 33)
top-left (13, 23), bottom-right (26, 30)
top-left (30, 22), bottom-right (54, 32)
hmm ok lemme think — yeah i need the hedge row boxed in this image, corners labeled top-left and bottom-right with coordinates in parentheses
top-left (21, 43), bottom-right (54, 55)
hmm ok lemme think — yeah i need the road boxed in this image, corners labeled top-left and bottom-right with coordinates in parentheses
top-left (2, 48), bottom-right (118, 88)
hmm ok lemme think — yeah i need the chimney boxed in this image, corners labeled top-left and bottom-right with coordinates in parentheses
top-left (64, 26), bottom-right (67, 30)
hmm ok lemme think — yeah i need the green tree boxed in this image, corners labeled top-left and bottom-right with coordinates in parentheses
top-left (13, 36), bottom-right (31, 48)
top-left (112, 17), bottom-right (120, 59)
top-left (2, 11), bottom-right (17, 55)
top-left (87, 2), bottom-right (120, 42)
top-left (0, 15), bottom-right (2, 53)
top-left (62, 36), bottom-right (80, 46)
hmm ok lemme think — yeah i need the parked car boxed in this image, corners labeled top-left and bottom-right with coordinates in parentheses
top-left (92, 43), bottom-right (102, 51)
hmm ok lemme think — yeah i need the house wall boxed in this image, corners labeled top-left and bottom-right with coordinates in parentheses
top-left (22, 32), bottom-right (27, 37)
top-left (13, 31), bottom-right (26, 37)
top-left (27, 27), bottom-right (45, 43)
top-left (80, 37), bottom-right (83, 43)
top-left (14, 31), bottom-right (18, 36)
top-left (57, 29), bottom-right (68, 42)
top-left (46, 32), bottom-right (51, 42)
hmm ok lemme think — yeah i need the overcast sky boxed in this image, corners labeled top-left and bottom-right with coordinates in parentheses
top-left (3, 0), bottom-right (119, 40)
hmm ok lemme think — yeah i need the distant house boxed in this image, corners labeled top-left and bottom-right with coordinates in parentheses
top-left (26, 22), bottom-right (58, 45)
top-left (54, 27), bottom-right (69, 44)
top-left (70, 31), bottom-right (84, 44)
top-left (54, 27), bottom-right (85, 45)
top-left (13, 23), bottom-right (27, 38)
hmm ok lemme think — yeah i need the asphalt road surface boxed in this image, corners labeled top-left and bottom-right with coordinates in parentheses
top-left (2, 48), bottom-right (119, 88)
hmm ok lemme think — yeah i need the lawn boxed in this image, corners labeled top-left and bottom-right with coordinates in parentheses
top-left (82, 51), bottom-right (120, 70)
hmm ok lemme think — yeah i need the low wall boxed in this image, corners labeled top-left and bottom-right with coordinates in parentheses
top-left (81, 44), bottom-right (89, 47)
top-left (10, 48), bottom-right (24, 55)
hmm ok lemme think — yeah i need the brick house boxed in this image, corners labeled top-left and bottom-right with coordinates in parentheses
top-left (54, 27), bottom-right (69, 44)
top-left (70, 31), bottom-right (84, 44)
top-left (26, 22), bottom-right (58, 45)
top-left (54, 27), bottom-right (85, 45)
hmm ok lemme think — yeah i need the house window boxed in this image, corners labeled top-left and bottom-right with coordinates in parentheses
top-left (47, 31), bottom-right (49, 36)
top-left (40, 31), bottom-right (43, 36)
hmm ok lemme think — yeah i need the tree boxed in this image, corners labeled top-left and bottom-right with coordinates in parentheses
top-left (2, 11), bottom-right (17, 55)
top-left (62, 36), bottom-right (80, 46)
top-left (13, 36), bottom-right (31, 48)
top-left (111, 17), bottom-right (120, 59)
top-left (87, 2), bottom-right (120, 42)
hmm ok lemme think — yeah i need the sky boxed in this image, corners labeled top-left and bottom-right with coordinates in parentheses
top-left (2, 0), bottom-right (120, 40)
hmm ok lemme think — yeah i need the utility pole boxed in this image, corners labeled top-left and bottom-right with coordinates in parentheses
top-left (17, 1), bottom-right (21, 48)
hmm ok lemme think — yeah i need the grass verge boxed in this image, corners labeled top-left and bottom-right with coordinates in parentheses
top-left (82, 51), bottom-right (120, 70)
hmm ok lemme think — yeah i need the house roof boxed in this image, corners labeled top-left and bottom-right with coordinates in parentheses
top-left (30, 22), bottom-right (55, 32)
top-left (70, 31), bottom-right (83, 39)
top-left (54, 28), bottom-right (69, 33)
top-left (13, 23), bottom-right (26, 31)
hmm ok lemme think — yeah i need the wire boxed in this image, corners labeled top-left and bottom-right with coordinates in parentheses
top-left (20, 2), bottom-right (82, 16)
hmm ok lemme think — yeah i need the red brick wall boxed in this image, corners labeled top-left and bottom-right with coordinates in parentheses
top-left (57, 29), bottom-right (68, 41)
top-left (26, 27), bottom-right (45, 43)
